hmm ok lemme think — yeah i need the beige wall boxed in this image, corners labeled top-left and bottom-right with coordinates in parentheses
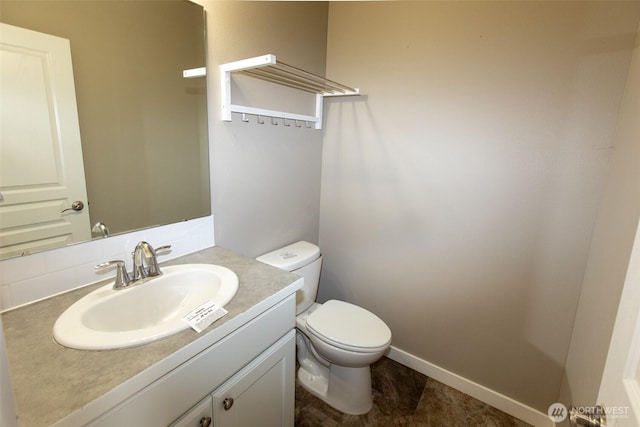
top-left (319, 1), bottom-right (640, 411)
top-left (560, 23), bottom-right (640, 408)
top-left (204, 1), bottom-right (328, 257)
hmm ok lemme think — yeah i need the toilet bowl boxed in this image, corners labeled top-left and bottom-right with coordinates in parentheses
top-left (295, 301), bottom-right (391, 414)
top-left (257, 241), bottom-right (392, 415)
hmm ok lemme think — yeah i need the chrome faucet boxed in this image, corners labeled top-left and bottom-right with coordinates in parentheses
top-left (94, 241), bottom-right (171, 290)
top-left (131, 241), bottom-right (171, 281)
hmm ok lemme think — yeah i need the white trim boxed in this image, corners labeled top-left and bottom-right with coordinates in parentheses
top-left (386, 346), bottom-right (554, 427)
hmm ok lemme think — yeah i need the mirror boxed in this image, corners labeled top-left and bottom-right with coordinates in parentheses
top-left (0, 0), bottom-right (210, 260)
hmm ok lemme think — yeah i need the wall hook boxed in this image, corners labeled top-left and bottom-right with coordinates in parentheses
top-left (271, 117), bottom-right (278, 126)
top-left (295, 120), bottom-right (302, 128)
top-left (283, 118), bottom-right (291, 127)
top-left (257, 115), bottom-right (265, 124)
top-left (305, 121), bottom-right (312, 128)
top-left (241, 113), bottom-right (249, 122)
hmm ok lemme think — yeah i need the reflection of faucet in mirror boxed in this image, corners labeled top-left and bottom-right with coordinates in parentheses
top-left (91, 222), bottom-right (110, 238)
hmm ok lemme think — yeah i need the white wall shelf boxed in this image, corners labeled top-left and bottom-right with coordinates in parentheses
top-left (220, 54), bottom-right (360, 130)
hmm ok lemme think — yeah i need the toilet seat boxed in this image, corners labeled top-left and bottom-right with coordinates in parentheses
top-left (305, 300), bottom-right (391, 353)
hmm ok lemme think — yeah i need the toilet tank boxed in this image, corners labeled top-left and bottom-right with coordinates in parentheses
top-left (257, 241), bottom-right (322, 314)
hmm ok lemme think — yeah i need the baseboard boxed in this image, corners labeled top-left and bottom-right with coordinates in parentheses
top-left (386, 346), bottom-right (554, 427)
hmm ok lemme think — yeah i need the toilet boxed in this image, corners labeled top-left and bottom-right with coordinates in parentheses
top-left (257, 241), bottom-right (392, 415)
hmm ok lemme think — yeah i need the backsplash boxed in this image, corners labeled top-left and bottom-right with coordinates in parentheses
top-left (0, 216), bottom-right (215, 311)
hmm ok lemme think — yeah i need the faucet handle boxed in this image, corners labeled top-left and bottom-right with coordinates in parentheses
top-left (155, 245), bottom-right (171, 253)
top-left (95, 260), bottom-right (132, 290)
top-left (147, 244), bottom-right (172, 276)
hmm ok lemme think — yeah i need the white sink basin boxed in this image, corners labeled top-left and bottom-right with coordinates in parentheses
top-left (53, 264), bottom-right (239, 350)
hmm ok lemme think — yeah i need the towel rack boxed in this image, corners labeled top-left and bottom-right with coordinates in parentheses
top-left (220, 54), bottom-right (360, 130)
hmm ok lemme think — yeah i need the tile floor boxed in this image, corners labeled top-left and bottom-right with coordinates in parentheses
top-left (294, 357), bottom-right (532, 426)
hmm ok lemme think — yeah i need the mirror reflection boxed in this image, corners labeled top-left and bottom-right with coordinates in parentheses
top-left (0, 0), bottom-right (210, 260)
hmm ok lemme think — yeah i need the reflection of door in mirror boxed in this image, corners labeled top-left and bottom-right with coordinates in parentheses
top-left (0, 23), bottom-right (91, 258)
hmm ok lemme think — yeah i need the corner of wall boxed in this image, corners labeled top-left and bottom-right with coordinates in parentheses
top-left (558, 19), bottom-right (640, 407)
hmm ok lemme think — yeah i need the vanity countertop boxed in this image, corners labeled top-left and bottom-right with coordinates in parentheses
top-left (1, 246), bottom-right (302, 426)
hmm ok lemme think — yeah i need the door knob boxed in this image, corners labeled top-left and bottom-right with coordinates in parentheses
top-left (61, 200), bottom-right (84, 213)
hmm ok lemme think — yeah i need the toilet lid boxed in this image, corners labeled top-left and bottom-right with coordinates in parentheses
top-left (306, 300), bottom-right (391, 352)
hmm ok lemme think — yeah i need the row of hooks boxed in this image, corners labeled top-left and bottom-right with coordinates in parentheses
top-left (240, 113), bottom-right (316, 128)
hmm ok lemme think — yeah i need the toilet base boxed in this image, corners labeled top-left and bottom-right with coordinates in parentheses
top-left (297, 363), bottom-right (373, 415)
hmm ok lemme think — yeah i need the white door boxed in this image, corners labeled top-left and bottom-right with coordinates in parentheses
top-left (598, 217), bottom-right (640, 426)
top-left (0, 23), bottom-right (91, 258)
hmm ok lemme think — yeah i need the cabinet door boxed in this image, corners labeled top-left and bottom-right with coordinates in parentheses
top-left (169, 396), bottom-right (212, 427)
top-left (212, 331), bottom-right (295, 427)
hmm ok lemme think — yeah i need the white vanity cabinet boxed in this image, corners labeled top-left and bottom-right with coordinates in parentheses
top-left (172, 330), bottom-right (294, 427)
top-left (89, 295), bottom-right (296, 427)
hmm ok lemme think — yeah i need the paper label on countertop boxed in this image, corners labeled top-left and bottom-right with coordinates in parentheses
top-left (183, 300), bottom-right (228, 333)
